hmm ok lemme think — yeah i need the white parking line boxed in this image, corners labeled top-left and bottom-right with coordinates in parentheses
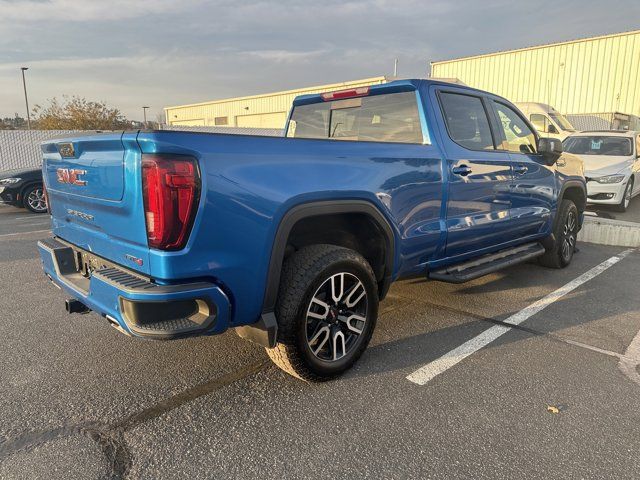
top-left (618, 324), bottom-right (640, 387)
top-left (406, 248), bottom-right (635, 386)
top-left (13, 216), bottom-right (48, 221)
top-left (16, 222), bottom-right (50, 228)
top-left (0, 229), bottom-right (50, 239)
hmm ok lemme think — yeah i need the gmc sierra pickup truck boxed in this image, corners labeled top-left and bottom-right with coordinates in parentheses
top-left (38, 79), bottom-right (586, 381)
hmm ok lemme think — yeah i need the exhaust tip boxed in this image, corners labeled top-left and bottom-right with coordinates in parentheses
top-left (65, 298), bottom-right (90, 314)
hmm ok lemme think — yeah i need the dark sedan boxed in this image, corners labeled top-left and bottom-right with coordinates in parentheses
top-left (0, 167), bottom-right (47, 213)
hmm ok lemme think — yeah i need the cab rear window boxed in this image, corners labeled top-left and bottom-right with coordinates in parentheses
top-left (287, 91), bottom-right (423, 144)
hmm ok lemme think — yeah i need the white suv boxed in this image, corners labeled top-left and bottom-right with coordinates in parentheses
top-left (563, 131), bottom-right (640, 212)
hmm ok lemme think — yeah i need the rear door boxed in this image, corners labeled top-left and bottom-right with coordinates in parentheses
top-left (489, 100), bottom-right (556, 238)
top-left (434, 88), bottom-right (513, 258)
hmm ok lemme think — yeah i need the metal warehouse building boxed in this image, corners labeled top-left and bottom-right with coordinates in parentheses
top-left (164, 76), bottom-right (391, 129)
top-left (431, 30), bottom-right (640, 130)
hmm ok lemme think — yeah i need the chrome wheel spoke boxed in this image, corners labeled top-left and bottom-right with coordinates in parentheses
top-left (339, 313), bottom-right (366, 334)
top-left (307, 296), bottom-right (330, 320)
top-left (309, 326), bottom-right (331, 356)
top-left (344, 281), bottom-right (365, 308)
top-left (331, 330), bottom-right (346, 361)
top-left (330, 273), bottom-right (344, 304)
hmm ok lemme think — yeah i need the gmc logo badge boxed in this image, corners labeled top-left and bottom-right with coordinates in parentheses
top-left (56, 168), bottom-right (87, 186)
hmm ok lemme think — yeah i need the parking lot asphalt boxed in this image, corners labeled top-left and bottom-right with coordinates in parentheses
top-left (1, 204), bottom-right (639, 479)
top-left (586, 194), bottom-right (640, 223)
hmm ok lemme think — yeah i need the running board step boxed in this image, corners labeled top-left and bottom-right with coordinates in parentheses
top-left (429, 242), bottom-right (546, 284)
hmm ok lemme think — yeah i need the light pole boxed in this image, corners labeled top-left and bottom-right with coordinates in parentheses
top-left (142, 106), bottom-right (150, 128)
top-left (20, 67), bottom-right (31, 130)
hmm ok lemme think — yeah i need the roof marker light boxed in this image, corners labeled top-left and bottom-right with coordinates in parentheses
top-left (321, 86), bottom-right (370, 101)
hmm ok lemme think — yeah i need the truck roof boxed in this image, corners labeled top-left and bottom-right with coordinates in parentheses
top-left (291, 78), bottom-right (510, 107)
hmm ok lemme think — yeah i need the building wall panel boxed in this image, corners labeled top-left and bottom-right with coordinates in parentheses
top-left (165, 77), bottom-right (389, 128)
top-left (431, 30), bottom-right (640, 116)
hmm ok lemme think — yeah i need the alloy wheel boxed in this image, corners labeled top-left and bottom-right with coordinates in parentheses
top-left (27, 187), bottom-right (47, 213)
top-left (561, 210), bottom-right (577, 262)
top-left (624, 182), bottom-right (632, 209)
top-left (305, 272), bottom-right (368, 362)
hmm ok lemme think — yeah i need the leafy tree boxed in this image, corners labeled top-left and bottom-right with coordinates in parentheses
top-left (32, 96), bottom-right (131, 130)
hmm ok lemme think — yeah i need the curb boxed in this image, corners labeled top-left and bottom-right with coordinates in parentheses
top-left (578, 216), bottom-right (640, 247)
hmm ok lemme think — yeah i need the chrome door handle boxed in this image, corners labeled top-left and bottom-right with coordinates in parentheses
top-left (452, 165), bottom-right (472, 176)
top-left (514, 165), bottom-right (528, 175)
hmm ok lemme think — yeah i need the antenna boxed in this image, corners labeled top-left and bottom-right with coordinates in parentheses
top-left (393, 58), bottom-right (398, 77)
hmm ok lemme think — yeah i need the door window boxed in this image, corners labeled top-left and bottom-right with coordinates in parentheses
top-left (530, 114), bottom-right (549, 133)
top-left (439, 92), bottom-right (495, 151)
top-left (494, 102), bottom-right (537, 154)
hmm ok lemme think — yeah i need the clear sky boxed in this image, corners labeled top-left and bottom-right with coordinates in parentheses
top-left (1, 0), bottom-right (638, 121)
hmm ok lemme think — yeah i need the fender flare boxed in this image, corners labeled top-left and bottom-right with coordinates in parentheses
top-left (558, 179), bottom-right (587, 217)
top-left (239, 200), bottom-right (396, 348)
top-left (262, 199), bottom-right (396, 314)
top-left (558, 180), bottom-right (587, 206)
top-left (539, 180), bottom-right (587, 250)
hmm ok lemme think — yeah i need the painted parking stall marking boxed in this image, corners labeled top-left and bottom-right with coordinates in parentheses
top-left (0, 229), bottom-right (51, 239)
top-left (407, 248), bottom-right (636, 386)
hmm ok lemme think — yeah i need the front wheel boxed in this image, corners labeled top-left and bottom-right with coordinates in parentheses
top-left (266, 244), bottom-right (378, 382)
top-left (614, 178), bottom-right (633, 212)
top-left (539, 199), bottom-right (579, 269)
top-left (23, 184), bottom-right (47, 213)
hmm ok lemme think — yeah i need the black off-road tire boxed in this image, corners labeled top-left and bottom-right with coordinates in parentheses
top-left (266, 244), bottom-right (378, 382)
top-left (538, 199), bottom-right (579, 269)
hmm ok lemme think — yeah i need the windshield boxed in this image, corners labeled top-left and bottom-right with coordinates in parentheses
top-left (548, 112), bottom-right (574, 131)
top-left (287, 91), bottom-right (423, 144)
top-left (564, 136), bottom-right (632, 156)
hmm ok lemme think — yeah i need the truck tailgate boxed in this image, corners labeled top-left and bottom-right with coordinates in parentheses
top-left (42, 132), bottom-right (151, 275)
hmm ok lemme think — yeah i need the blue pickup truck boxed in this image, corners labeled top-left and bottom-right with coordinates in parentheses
top-left (38, 79), bottom-right (586, 381)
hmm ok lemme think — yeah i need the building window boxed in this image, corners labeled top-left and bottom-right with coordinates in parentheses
top-left (214, 116), bottom-right (228, 126)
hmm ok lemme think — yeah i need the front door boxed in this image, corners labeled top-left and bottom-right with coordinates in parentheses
top-left (435, 89), bottom-right (513, 258)
top-left (491, 101), bottom-right (556, 238)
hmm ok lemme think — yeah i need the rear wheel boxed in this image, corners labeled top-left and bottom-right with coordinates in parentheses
top-left (23, 184), bottom-right (47, 213)
top-left (539, 199), bottom-right (578, 269)
top-left (614, 178), bottom-right (633, 212)
top-left (266, 244), bottom-right (378, 382)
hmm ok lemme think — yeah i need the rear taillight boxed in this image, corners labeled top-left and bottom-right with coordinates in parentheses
top-left (141, 154), bottom-right (200, 251)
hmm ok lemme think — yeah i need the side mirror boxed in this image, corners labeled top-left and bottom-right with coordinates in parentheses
top-left (538, 137), bottom-right (563, 166)
top-left (547, 124), bottom-right (559, 134)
